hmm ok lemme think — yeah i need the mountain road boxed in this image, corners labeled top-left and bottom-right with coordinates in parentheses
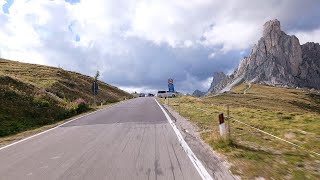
top-left (0, 98), bottom-right (209, 180)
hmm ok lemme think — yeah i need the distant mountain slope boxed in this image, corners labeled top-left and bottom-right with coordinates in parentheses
top-left (207, 19), bottom-right (320, 94)
top-left (192, 90), bottom-right (206, 97)
top-left (0, 58), bottom-right (132, 137)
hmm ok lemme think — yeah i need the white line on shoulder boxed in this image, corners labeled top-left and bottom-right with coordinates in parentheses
top-left (154, 98), bottom-right (213, 180)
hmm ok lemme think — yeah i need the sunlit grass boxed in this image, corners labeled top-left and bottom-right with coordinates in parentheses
top-left (161, 84), bottom-right (320, 179)
top-left (0, 58), bottom-right (132, 137)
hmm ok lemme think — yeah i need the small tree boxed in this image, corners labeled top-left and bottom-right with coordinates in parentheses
top-left (94, 71), bottom-right (100, 81)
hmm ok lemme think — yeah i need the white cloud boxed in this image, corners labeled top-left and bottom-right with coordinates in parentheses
top-left (208, 52), bottom-right (216, 59)
top-left (202, 21), bottom-right (262, 52)
top-left (184, 40), bottom-right (193, 48)
top-left (0, 0), bottom-right (320, 93)
top-left (0, 0), bottom-right (5, 8)
top-left (201, 77), bottom-right (213, 90)
top-left (119, 86), bottom-right (159, 94)
top-left (0, 0), bottom-right (71, 63)
top-left (2, 0), bottom-right (319, 60)
top-left (293, 29), bottom-right (320, 44)
top-left (125, 0), bottom-right (217, 47)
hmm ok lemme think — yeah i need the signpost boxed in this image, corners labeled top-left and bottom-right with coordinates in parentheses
top-left (91, 81), bottom-right (99, 106)
top-left (168, 78), bottom-right (174, 92)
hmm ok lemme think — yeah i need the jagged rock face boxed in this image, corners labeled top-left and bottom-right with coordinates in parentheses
top-left (192, 90), bottom-right (206, 97)
top-left (206, 72), bottom-right (227, 93)
top-left (242, 19), bottom-right (304, 87)
top-left (207, 73), bottom-right (237, 94)
top-left (299, 42), bottom-right (320, 88)
top-left (233, 19), bottom-right (320, 89)
top-left (207, 19), bottom-right (320, 94)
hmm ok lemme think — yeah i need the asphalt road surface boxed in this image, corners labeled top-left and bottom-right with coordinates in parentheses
top-left (0, 98), bottom-right (204, 180)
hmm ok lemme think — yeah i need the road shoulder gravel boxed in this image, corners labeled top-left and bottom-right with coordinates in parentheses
top-left (162, 104), bottom-right (240, 180)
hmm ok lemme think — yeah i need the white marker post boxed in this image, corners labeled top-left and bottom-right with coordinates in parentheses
top-left (219, 113), bottom-right (226, 138)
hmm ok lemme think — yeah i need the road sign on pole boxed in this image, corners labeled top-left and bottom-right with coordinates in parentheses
top-left (92, 81), bottom-right (99, 95)
top-left (92, 81), bottom-right (99, 106)
top-left (168, 83), bottom-right (174, 92)
top-left (168, 78), bottom-right (174, 92)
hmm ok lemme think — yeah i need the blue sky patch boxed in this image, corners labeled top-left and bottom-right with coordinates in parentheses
top-left (75, 34), bottom-right (80, 42)
top-left (68, 22), bottom-right (74, 33)
top-left (2, 0), bottom-right (14, 14)
top-left (65, 0), bottom-right (80, 5)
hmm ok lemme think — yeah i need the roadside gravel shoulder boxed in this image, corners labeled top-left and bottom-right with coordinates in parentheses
top-left (163, 104), bottom-right (240, 180)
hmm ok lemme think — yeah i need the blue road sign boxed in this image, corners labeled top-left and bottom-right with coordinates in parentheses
top-left (168, 83), bottom-right (174, 92)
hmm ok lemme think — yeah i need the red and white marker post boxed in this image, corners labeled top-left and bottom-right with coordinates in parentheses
top-left (219, 113), bottom-right (226, 138)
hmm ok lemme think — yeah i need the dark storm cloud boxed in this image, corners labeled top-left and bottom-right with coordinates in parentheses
top-left (39, 32), bottom-right (243, 93)
top-left (96, 38), bottom-right (244, 93)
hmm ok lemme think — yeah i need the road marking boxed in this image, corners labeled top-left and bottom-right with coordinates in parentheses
top-left (0, 101), bottom-right (126, 151)
top-left (154, 98), bottom-right (213, 180)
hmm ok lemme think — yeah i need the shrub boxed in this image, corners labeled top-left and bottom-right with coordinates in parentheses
top-left (73, 98), bottom-right (90, 114)
top-left (55, 91), bottom-right (65, 99)
top-left (33, 98), bottom-right (50, 108)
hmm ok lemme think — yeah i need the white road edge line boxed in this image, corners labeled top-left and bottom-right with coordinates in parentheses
top-left (154, 98), bottom-right (213, 180)
top-left (0, 101), bottom-right (125, 151)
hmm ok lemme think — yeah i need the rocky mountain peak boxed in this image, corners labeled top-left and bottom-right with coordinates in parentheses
top-left (212, 72), bottom-right (226, 82)
top-left (205, 19), bottom-right (320, 95)
top-left (263, 19), bottom-right (281, 38)
top-left (261, 19), bottom-right (302, 73)
top-left (302, 42), bottom-right (320, 50)
top-left (205, 72), bottom-right (235, 95)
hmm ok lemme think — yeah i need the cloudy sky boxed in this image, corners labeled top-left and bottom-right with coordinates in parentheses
top-left (1, 0), bottom-right (320, 93)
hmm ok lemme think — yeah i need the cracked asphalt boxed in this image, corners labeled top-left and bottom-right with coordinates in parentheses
top-left (0, 97), bottom-right (202, 180)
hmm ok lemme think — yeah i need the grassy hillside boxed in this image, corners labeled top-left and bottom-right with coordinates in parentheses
top-left (0, 58), bottom-right (132, 137)
top-left (162, 84), bottom-right (320, 179)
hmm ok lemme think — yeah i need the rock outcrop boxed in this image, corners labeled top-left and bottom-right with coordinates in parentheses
top-left (206, 72), bottom-right (227, 94)
top-left (192, 90), bottom-right (206, 97)
top-left (299, 42), bottom-right (320, 88)
top-left (207, 19), bottom-right (320, 94)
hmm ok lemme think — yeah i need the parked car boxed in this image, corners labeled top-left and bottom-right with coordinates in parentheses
top-left (157, 91), bottom-right (176, 98)
top-left (139, 93), bottom-right (145, 97)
